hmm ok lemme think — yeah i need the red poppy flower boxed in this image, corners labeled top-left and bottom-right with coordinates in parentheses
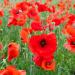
top-left (33, 56), bottom-right (55, 71)
top-left (9, 8), bottom-right (22, 16)
top-left (41, 59), bottom-right (55, 71)
top-left (52, 18), bottom-right (61, 26)
top-left (19, 70), bottom-right (26, 75)
top-left (0, 70), bottom-right (4, 74)
top-left (47, 5), bottom-right (56, 13)
top-left (0, 20), bottom-right (2, 25)
top-left (20, 28), bottom-right (32, 43)
top-left (8, 5), bottom-right (27, 27)
top-left (7, 42), bottom-right (19, 62)
top-left (62, 24), bottom-right (75, 37)
top-left (33, 56), bottom-right (43, 67)
top-left (73, 4), bottom-right (75, 9)
top-left (3, 66), bottom-right (20, 75)
top-left (0, 66), bottom-right (26, 75)
top-left (68, 14), bottom-right (75, 23)
top-left (0, 42), bottom-right (3, 50)
top-left (64, 37), bottom-right (75, 53)
top-left (16, 14), bottom-right (26, 26)
top-left (62, 14), bottom-right (75, 37)
top-left (29, 32), bottom-right (57, 58)
top-left (27, 7), bottom-right (40, 21)
top-left (35, 2), bottom-right (49, 12)
top-left (4, 0), bottom-right (9, 6)
top-left (8, 16), bottom-right (17, 27)
top-left (16, 1), bottom-right (31, 12)
top-left (10, 2), bottom-right (30, 16)
top-left (31, 21), bottom-right (43, 31)
top-left (0, 10), bottom-right (4, 17)
top-left (58, 2), bottom-right (65, 10)
top-left (27, 7), bottom-right (38, 19)
top-left (8, 14), bottom-right (26, 27)
top-left (0, 10), bottom-right (4, 25)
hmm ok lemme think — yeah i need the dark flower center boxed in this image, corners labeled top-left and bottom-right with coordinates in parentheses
top-left (40, 39), bottom-right (46, 47)
top-left (16, 11), bottom-right (19, 14)
top-left (71, 41), bottom-right (75, 45)
top-left (45, 62), bottom-right (51, 66)
top-left (8, 44), bottom-right (12, 48)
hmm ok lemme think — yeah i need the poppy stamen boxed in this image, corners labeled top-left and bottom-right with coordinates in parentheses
top-left (45, 62), bottom-right (51, 66)
top-left (16, 11), bottom-right (19, 14)
top-left (71, 41), bottom-right (75, 45)
top-left (40, 39), bottom-right (46, 47)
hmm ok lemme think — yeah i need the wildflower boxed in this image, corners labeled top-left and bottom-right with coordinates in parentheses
top-left (7, 42), bottom-right (19, 62)
top-left (0, 43), bottom-right (3, 50)
top-left (16, 1), bottom-right (31, 12)
top-left (4, 0), bottom-right (9, 6)
top-left (33, 56), bottom-right (55, 71)
top-left (27, 7), bottom-right (38, 19)
top-left (0, 10), bottom-right (4, 17)
top-left (31, 21), bottom-right (42, 31)
top-left (52, 18), bottom-right (61, 26)
top-left (62, 14), bottom-right (75, 37)
top-left (35, 2), bottom-right (49, 12)
top-left (8, 14), bottom-right (26, 27)
top-left (0, 66), bottom-right (26, 75)
top-left (64, 37), bottom-right (75, 53)
top-left (20, 28), bottom-right (32, 43)
top-left (29, 32), bottom-right (57, 58)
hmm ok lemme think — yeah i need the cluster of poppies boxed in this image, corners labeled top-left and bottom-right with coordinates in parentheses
top-left (0, 0), bottom-right (75, 75)
top-left (29, 33), bottom-right (57, 70)
top-left (0, 42), bottom-right (20, 62)
top-left (63, 14), bottom-right (75, 53)
top-left (0, 42), bottom-right (26, 75)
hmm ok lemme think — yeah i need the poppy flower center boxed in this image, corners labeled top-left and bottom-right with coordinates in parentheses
top-left (40, 39), bottom-right (46, 47)
top-left (45, 62), bottom-right (51, 66)
top-left (16, 11), bottom-right (19, 14)
top-left (71, 41), bottom-right (75, 45)
top-left (8, 44), bottom-right (12, 47)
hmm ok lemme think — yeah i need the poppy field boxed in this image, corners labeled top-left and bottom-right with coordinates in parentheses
top-left (0, 0), bottom-right (75, 75)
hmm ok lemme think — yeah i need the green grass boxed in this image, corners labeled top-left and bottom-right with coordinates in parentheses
top-left (0, 0), bottom-right (75, 75)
